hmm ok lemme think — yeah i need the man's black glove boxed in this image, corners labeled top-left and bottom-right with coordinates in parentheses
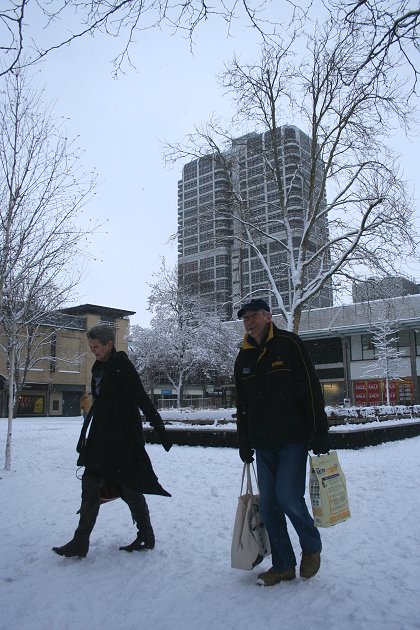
top-left (239, 446), bottom-right (255, 463)
top-left (310, 432), bottom-right (331, 455)
top-left (156, 429), bottom-right (172, 452)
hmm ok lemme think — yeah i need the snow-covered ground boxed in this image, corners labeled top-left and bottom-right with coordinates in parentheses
top-left (1, 416), bottom-right (419, 630)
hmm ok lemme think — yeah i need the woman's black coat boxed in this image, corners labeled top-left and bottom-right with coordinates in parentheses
top-left (77, 349), bottom-right (170, 497)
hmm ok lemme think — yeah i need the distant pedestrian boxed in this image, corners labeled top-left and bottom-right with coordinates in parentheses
top-left (234, 299), bottom-right (330, 586)
top-left (80, 391), bottom-right (91, 420)
top-left (53, 324), bottom-right (172, 559)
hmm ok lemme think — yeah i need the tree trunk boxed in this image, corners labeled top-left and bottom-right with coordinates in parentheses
top-left (385, 358), bottom-right (391, 406)
top-left (4, 337), bottom-right (16, 470)
top-left (385, 377), bottom-right (390, 406)
top-left (177, 378), bottom-right (184, 408)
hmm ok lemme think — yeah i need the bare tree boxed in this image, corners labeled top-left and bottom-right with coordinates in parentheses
top-left (166, 16), bottom-right (418, 332)
top-left (0, 67), bottom-right (96, 470)
top-left (129, 259), bottom-right (239, 408)
top-left (3, 0), bottom-right (418, 83)
top-left (0, 0), bottom-right (290, 77)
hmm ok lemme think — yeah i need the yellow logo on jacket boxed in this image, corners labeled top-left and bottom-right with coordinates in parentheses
top-left (272, 360), bottom-right (284, 367)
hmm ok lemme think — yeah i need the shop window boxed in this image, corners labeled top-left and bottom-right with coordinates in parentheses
top-left (415, 330), bottom-right (420, 356)
top-left (397, 330), bottom-right (410, 356)
top-left (17, 395), bottom-right (45, 415)
top-left (361, 334), bottom-right (375, 360)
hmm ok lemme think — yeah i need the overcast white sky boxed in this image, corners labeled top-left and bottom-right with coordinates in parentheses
top-left (27, 2), bottom-right (420, 327)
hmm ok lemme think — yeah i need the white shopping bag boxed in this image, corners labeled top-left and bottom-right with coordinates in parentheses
top-left (231, 463), bottom-right (271, 570)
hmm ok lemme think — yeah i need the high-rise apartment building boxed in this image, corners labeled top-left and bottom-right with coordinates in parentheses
top-left (177, 125), bottom-right (333, 320)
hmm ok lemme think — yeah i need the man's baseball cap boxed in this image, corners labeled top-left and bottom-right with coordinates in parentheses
top-left (237, 298), bottom-right (271, 319)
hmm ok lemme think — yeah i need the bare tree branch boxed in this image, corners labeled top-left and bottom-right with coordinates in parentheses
top-left (1, 0), bottom-right (281, 77)
top-left (327, 0), bottom-right (420, 91)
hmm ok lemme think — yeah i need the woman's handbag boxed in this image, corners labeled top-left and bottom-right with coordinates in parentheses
top-left (231, 463), bottom-right (271, 570)
top-left (99, 481), bottom-right (120, 505)
top-left (309, 451), bottom-right (351, 527)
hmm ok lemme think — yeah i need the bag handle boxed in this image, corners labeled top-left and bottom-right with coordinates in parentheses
top-left (76, 405), bottom-right (94, 454)
top-left (240, 463), bottom-right (259, 495)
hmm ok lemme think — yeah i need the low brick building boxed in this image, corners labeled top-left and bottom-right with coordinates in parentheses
top-left (0, 304), bottom-right (134, 417)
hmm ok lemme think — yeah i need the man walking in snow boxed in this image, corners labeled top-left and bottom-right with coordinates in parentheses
top-left (234, 299), bottom-right (330, 586)
top-left (53, 324), bottom-right (172, 558)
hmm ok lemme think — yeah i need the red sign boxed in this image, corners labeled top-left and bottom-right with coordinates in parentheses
top-left (353, 379), bottom-right (413, 406)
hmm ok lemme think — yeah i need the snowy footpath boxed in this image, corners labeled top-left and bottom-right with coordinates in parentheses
top-left (0, 417), bottom-right (419, 630)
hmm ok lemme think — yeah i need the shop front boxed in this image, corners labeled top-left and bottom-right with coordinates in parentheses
top-left (16, 384), bottom-right (48, 416)
top-left (353, 379), bottom-right (414, 406)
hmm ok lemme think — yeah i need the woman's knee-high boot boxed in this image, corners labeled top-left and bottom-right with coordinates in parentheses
top-left (119, 487), bottom-right (155, 552)
top-left (52, 473), bottom-right (101, 558)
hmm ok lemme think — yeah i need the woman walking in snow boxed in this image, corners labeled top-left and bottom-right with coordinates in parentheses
top-left (53, 324), bottom-right (172, 558)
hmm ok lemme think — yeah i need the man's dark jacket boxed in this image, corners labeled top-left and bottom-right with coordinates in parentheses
top-left (77, 349), bottom-right (170, 497)
top-left (235, 323), bottom-right (329, 450)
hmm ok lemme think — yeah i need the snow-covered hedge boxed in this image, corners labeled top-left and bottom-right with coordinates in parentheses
top-left (149, 404), bottom-right (420, 428)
